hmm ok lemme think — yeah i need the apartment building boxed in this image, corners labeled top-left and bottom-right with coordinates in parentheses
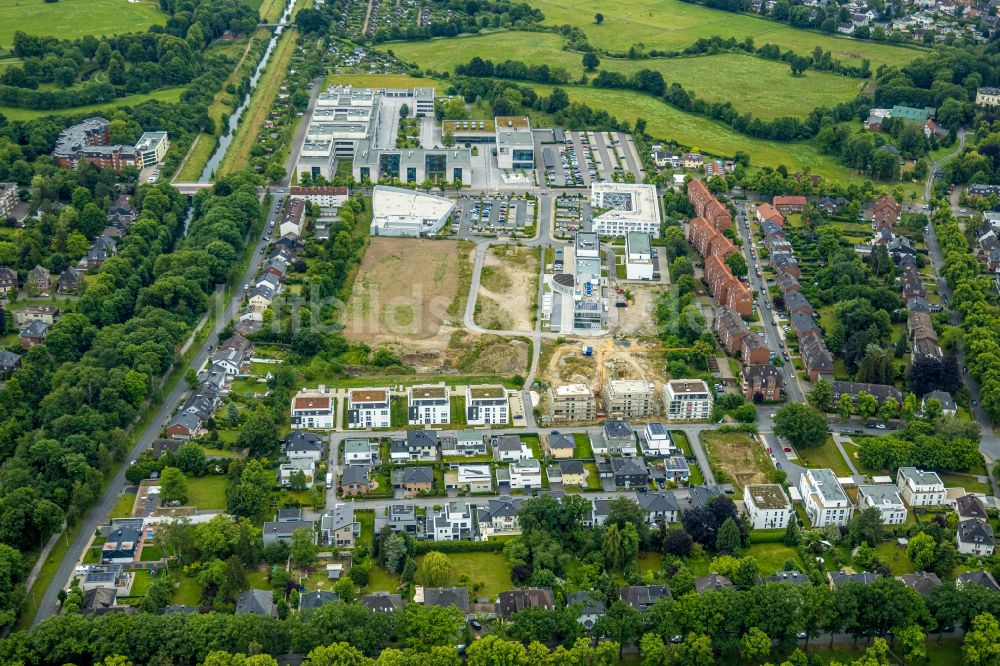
top-left (664, 380), bottom-right (713, 421)
top-left (896, 467), bottom-right (946, 506)
top-left (290, 386), bottom-right (335, 429)
top-left (799, 468), bottom-right (853, 527)
top-left (743, 484), bottom-right (793, 529)
top-left (548, 383), bottom-right (597, 422)
top-left (602, 379), bottom-right (656, 418)
top-left (407, 384), bottom-right (451, 425)
top-left (465, 385), bottom-right (509, 425)
top-left (347, 388), bottom-right (391, 429)
top-left (857, 484), bottom-right (907, 525)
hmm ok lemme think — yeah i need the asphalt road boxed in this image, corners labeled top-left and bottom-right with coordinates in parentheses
top-left (31, 76), bottom-right (324, 627)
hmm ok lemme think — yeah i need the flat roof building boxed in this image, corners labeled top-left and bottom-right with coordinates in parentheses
top-left (743, 484), bottom-right (792, 529)
top-left (603, 379), bottom-right (656, 419)
top-left (548, 383), bottom-right (596, 422)
top-left (664, 380), bottom-right (712, 421)
top-left (495, 116), bottom-right (534, 170)
top-left (134, 132), bottom-right (169, 168)
top-left (799, 468), bottom-right (853, 527)
top-left (369, 186), bottom-right (454, 237)
top-left (625, 232), bottom-right (654, 280)
top-left (590, 183), bottom-right (661, 238)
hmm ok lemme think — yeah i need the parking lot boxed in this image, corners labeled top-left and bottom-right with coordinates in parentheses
top-left (539, 131), bottom-right (644, 188)
top-left (552, 195), bottom-right (592, 238)
top-left (454, 194), bottom-right (535, 236)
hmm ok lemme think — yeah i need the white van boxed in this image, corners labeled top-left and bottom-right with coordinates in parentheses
top-left (326, 472), bottom-right (334, 489)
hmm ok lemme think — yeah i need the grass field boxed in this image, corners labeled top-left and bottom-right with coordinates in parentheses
top-left (415, 551), bottom-right (511, 599)
top-left (184, 475), bottom-right (228, 510)
top-left (0, 0), bottom-right (165, 47)
top-left (110, 492), bottom-right (137, 519)
top-left (528, 82), bottom-right (859, 178)
top-left (0, 86), bottom-right (185, 122)
top-left (219, 27), bottom-right (298, 177)
top-left (701, 430), bottom-right (772, 492)
top-left (392, 34), bottom-right (862, 119)
top-left (527, 0), bottom-right (920, 67)
top-left (794, 438), bottom-right (853, 478)
top-left (324, 73), bottom-right (448, 90)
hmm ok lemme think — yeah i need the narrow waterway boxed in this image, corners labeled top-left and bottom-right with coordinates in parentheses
top-left (198, 0), bottom-right (297, 182)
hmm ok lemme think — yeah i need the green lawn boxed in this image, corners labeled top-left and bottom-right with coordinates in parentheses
top-left (140, 545), bottom-right (163, 562)
top-left (522, 434), bottom-right (543, 459)
top-left (939, 472), bottom-right (993, 495)
top-left (581, 462), bottom-right (602, 490)
top-left (794, 438), bottom-right (854, 478)
top-left (110, 492), bottom-right (137, 519)
top-left (0, 86), bottom-right (184, 121)
top-left (637, 551), bottom-right (663, 573)
top-left (415, 551), bottom-right (511, 600)
top-left (247, 569), bottom-right (274, 590)
top-left (127, 569), bottom-right (154, 600)
top-left (527, 82), bottom-right (859, 178)
top-left (368, 566), bottom-right (401, 593)
top-left (0, 0), bottom-right (166, 46)
top-left (873, 541), bottom-right (916, 575)
top-left (744, 543), bottom-right (802, 576)
top-left (171, 574), bottom-right (202, 606)
top-left (393, 35), bottom-right (862, 119)
top-left (527, 0), bottom-right (921, 67)
top-left (573, 433), bottom-right (594, 459)
top-left (185, 475), bottom-right (229, 510)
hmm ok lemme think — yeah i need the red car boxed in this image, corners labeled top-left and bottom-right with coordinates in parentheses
top-left (783, 447), bottom-right (792, 453)
top-left (767, 447), bottom-right (772, 453)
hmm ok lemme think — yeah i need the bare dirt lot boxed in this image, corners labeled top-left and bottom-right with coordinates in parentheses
top-left (474, 244), bottom-right (538, 332)
top-left (539, 339), bottom-right (597, 386)
top-left (344, 237), bottom-right (459, 343)
top-left (615, 285), bottom-right (661, 336)
top-left (700, 430), bottom-right (772, 492)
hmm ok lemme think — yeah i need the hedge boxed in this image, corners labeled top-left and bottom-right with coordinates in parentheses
top-left (413, 539), bottom-right (507, 554)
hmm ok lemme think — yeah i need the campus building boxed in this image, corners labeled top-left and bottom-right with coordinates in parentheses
top-left (134, 132), bottom-right (170, 168)
top-left (590, 183), bottom-right (661, 237)
top-left (369, 186), bottom-right (454, 237)
top-left (625, 232), bottom-right (654, 280)
top-left (495, 116), bottom-right (534, 170)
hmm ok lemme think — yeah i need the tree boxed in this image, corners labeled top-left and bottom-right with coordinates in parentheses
top-left (857, 391), bottom-right (879, 421)
top-left (174, 442), bottom-right (206, 476)
top-left (442, 130), bottom-right (455, 148)
top-left (594, 12), bottom-right (604, 23)
top-left (159, 467), bottom-right (187, 505)
top-left (838, 393), bottom-right (856, 426)
top-left (383, 532), bottom-right (408, 573)
top-left (808, 378), bottom-right (833, 411)
top-left (893, 623), bottom-right (926, 663)
top-left (603, 523), bottom-right (623, 570)
top-left (302, 643), bottom-right (371, 666)
top-left (401, 603), bottom-right (464, 650)
top-left (139, 574), bottom-right (174, 613)
top-left (400, 103), bottom-right (410, 118)
top-left (725, 252), bottom-right (748, 277)
top-left (906, 532), bottom-right (937, 571)
top-left (415, 551), bottom-right (453, 587)
top-left (467, 636), bottom-right (527, 665)
top-left (963, 613), bottom-right (1000, 666)
top-left (740, 627), bottom-right (771, 664)
top-left (715, 517), bottom-right (742, 555)
top-left (662, 528), bottom-right (693, 557)
top-left (847, 507), bottom-right (884, 547)
top-left (593, 600), bottom-right (641, 650)
top-left (879, 397), bottom-right (899, 423)
top-left (582, 52), bottom-right (600, 71)
top-left (773, 404), bottom-right (828, 449)
top-left (236, 410), bottom-right (278, 456)
top-left (291, 528), bottom-right (317, 568)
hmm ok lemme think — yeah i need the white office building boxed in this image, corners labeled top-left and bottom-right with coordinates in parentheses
top-left (799, 468), bottom-right (853, 527)
top-left (369, 186), bottom-right (454, 237)
top-left (495, 116), bottom-right (534, 170)
top-left (664, 380), bottom-right (713, 421)
top-left (590, 183), bottom-right (661, 238)
top-left (625, 232), bottom-right (654, 280)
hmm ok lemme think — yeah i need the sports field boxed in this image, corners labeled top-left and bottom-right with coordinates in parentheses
top-left (392, 33), bottom-right (863, 119)
top-left (528, 82), bottom-right (859, 179)
top-left (529, 0), bottom-right (920, 67)
top-left (0, 0), bottom-right (166, 47)
top-left (0, 86), bottom-right (185, 121)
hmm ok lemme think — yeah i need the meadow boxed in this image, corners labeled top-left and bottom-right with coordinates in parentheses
top-left (528, 0), bottom-right (921, 67)
top-left (0, 0), bottom-right (165, 48)
top-left (0, 86), bottom-right (185, 122)
top-left (391, 33), bottom-right (864, 119)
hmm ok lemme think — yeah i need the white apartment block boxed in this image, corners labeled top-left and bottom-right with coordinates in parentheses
top-left (407, 384), bottom-right (451, 425)
top-left (857, 484), bottom-right (907, 525)
top-left (602, 379), bottom-right (656, 418)
top-left (641, 422), bottom-right (677, 456)
top-left (290, 386), bottom-right (335, 429)
top-left (664, 380), bottom-right (713, 421)
top-left (347, 388), bottom-right (391, 429)
top-left (896, 467), bottom-right (946, 506)
top-left (799, 468), bottom-right (853, 527)
top-left (465, 385), bottom-right (509, 425)
top-left (548, 383), bottom-right (597, 422)
top-left (743, 484), bottom-right (792, 530)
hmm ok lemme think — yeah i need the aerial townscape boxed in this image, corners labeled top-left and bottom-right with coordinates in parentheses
top-left (3, 0), bottom-right (1000, 664)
